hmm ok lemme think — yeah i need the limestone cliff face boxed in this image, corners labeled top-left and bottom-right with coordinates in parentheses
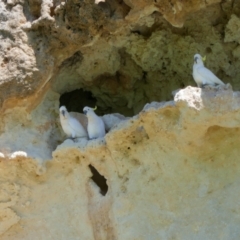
top-left (0, 0), bottom-right (240, 115)
top-left (1, 87), bottom-right (240, 239)
top-left (1, 0), bottom-right (240, 239)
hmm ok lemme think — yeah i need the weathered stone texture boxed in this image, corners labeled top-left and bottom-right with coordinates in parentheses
top-left (0, 0), bottom-right (240, 239)
top-left (0, 0), bottom-right (239, 114)
top-left (0, 87), bottom-right (240, 239)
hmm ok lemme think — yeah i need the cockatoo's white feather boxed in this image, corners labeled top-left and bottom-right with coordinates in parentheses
top-left (59, 106), bottom-right (87, 139)
top-left (83, 106), bottom-right (105, 140)
top-left (193, 54), bottom-right (225, 87)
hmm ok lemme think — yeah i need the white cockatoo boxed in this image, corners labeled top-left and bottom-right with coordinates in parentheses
top-left (83, 106), bottom-right (105, 140)
top-left (193, 54), bottom-right (225, 88)
top-left (59, 106), bottom-right (88, 139)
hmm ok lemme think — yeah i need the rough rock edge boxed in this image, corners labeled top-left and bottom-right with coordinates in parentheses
top-left (1, 86), bottom-right (239, 164)
top-left (1, 86), bottom-right (240, 238)
top-left (54, 86), bottom-right (240, 155)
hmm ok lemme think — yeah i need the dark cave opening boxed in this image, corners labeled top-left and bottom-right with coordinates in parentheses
top-left (59, 89), bottom-right (97, 113)
top-left (59, 88), bottom-right (133, 116)
top-left (89, 164), bottom-right (108, 196)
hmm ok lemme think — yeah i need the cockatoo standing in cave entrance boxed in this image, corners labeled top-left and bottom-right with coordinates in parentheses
top-left (59, 106), bottom-right (87, 139)
top-left (83, 106), bottom-right (105, 140)
top-left (192, 53), bottom-right (225, 88)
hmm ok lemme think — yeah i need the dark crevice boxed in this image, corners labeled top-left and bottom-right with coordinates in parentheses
top-left (59, 89), bottom-right (96, 112)
top-left (89, 164), bottom-right (108, 196)
top-left (59, 88), bottom-right (117, 116)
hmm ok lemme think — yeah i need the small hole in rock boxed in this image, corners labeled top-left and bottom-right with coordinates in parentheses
top-left (89, 164), bottom-right (108, 196)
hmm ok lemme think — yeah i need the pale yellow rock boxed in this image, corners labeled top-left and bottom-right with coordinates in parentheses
top-left (0, 0), bottom-right (240, 239)
top-left (0, 208), bottom-right (20, 235)
top-left (0, 87), bottom-right (240, 239)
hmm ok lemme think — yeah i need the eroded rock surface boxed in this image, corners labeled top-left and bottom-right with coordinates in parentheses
top-left (0, 0), bottom-right (240, 116)
top-left (0, 87), bottom-right (240, 239)
top-left (1, 0), bottom-right (240, 239)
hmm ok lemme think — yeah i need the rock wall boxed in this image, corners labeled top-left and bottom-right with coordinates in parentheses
top-left (1, 87), bottom-right (240, 239)
top-left (1, 0), bottom-right (240, 239)
top-left (0, 0), bottom-right (240, 115)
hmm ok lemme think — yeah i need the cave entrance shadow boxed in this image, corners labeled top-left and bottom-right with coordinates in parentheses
top-left (59, 89), bottom-right (96, 113)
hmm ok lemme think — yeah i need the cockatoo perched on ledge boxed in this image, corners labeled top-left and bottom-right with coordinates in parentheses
top-left (59, 106), bottom-right (87, 139)
top-left (83, 106), bottom-right (105, 140)
top-left (193, 54), bottom-right (225, 88)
